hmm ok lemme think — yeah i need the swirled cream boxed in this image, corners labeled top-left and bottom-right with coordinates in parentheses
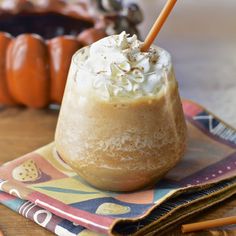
top-left (76, 31), bottom-right (171, 100)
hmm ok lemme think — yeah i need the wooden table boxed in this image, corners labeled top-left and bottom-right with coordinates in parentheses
top-left (0, 108), bottom-right (236, 236)
top-left (1, 1), bottom-right (236, 235)
top-left (0, 108), bottom-right (56, 236)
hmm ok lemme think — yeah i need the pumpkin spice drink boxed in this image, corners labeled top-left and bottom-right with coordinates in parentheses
top-left (55, 32), bottom-right (186, 191)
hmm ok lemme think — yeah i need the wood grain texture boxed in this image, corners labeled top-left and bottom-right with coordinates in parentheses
top-left (0, 107), bottom-right (57, 236)
top-left (0, 106), bottom-right (235, 236)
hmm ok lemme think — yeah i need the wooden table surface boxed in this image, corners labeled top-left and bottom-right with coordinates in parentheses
top-left (1, 1), bottom-right (236, 235)
top-left (0, 108), bottom-right (236, 236)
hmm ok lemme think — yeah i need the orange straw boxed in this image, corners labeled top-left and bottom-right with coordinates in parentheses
top-left (182, 216), bottom-right (236, 233)
top-left (141, 0), bottom-right (177, 52)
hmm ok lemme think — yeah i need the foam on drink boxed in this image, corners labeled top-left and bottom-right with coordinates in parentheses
top-left (76, 32), bottom-right (171, 100)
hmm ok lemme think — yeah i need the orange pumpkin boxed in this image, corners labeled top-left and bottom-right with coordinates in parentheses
top-left (0, 33), bottom-right (15, 105)
top-left (78, 28), bottom-right (107, 46)
top-left (3, 33), bottom-right (104, 109)
top-left (6, 34), bottom-right (50, 108)
top-left (48, 36), bottom-right (81, 104)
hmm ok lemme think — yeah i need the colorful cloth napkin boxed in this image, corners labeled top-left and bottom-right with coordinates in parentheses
top-left (0, 100), bottom-right (236, 236)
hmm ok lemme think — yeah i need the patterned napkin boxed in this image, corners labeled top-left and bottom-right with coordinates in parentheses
top-left (0, 100), bottom-right (236, 236)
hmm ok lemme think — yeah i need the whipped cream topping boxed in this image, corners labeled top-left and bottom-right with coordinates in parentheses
top-left (77, 32), bottom-right (171, 100)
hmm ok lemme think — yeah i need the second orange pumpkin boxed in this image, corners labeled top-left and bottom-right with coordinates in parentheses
top-left (7, 34), bottom-right (50, 108)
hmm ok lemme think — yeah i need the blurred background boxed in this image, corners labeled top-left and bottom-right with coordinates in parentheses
top-left (131, 0), bottom-right (236, 127)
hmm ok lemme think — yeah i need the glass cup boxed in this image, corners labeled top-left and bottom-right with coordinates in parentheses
top-left (55, 46), bottom-right (187, 192)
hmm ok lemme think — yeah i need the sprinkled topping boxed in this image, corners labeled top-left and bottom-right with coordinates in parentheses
top-left (77, 32), bottom-right (171, 100)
